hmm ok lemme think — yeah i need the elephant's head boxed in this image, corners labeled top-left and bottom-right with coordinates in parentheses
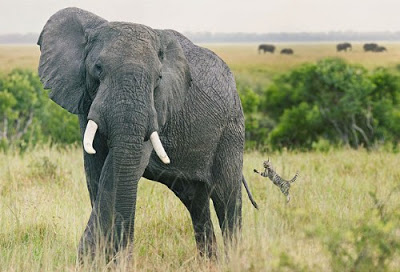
top-left (38, 7), bottom-right (191, 165)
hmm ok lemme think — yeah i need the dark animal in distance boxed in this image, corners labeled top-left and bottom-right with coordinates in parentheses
top-left (258, 44), bottom-right (275, 54)
top-left (363, 43), bottom-right (379, 52)
top-left (37, 7), bottom-right (258, 261)
top-left (280, 48), bottom-right (294, 55)
top-left (373, 46), bottom-right (387, 52)
top-left (336, 42), bottom-right (352, 52)
top-left (254, 159), bottom-right (298, 203)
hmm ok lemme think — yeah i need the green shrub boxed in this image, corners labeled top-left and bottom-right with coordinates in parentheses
top-left (238, 86), bottom-right (274, 149)
top-left (0, 69), bottom-right (80, 150)
top-left (263, 58), bottom-right (400, 150)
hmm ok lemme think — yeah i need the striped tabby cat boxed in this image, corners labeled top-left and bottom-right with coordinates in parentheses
top-left (254, 158), bottom-right (298, 202)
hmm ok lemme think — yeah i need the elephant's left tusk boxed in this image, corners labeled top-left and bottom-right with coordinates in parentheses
top-left (83, 120), bottom-right (98, 154)
top-left (150, 131), bottom-right (170, 164)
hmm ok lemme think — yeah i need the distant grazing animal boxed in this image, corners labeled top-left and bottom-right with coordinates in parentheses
top-left (363, 43), bottom-right (378, 52)
top-left (280, 48), bottom-right (294, 55)
top-left (373, 46), bottom-right (387, 52)
top-left (254, 158), bottom-right (298, 203)
top-left (336, 42), bottom-right (352, 52)
top-left (258, 44), bottom-right (275, 54)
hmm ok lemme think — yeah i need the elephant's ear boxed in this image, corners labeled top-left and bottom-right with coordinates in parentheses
top-left (155, 30), bottom-right (192, 125)
top-left (37, 7), bottom-right (107, 114)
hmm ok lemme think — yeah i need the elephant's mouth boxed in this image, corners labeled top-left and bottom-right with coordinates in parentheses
top-left (83, 119), bottom-right (170, 164)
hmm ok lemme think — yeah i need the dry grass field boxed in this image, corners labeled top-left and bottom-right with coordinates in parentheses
top-left (2, 42), bottom-right (400, 78)
top-left (206, 43), bottom-right (400, 70)
top-left (205, 43), bottom-right (400, 87)
top-left (1, 43), bottom-right (400, 271)
top-left (1, 146), bottom-right (399, 271)
top-left (0, 45), bottom-right (39, 73)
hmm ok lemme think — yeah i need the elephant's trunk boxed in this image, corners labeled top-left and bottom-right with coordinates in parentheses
top-left (90, 103), bottom-right (150, 253)
top-left (109, 138), bottom-right (143, 250)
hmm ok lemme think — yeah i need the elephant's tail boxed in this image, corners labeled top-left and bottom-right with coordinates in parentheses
top-left (242, 175), bottom-right (259, 209)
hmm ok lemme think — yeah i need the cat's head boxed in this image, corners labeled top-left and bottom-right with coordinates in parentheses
top-left (263, 158), bottom-right (272, 170)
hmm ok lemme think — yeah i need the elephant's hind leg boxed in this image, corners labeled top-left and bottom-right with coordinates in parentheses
top-left (211, 121), bottom-right (244, 246)
top-left (211, 177), bottom-right (242, 245)
top-left (168, 179), bottom-right (217, 258)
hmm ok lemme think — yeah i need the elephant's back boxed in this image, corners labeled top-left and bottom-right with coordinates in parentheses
top-left (170, 30), bottom-right (243, 121)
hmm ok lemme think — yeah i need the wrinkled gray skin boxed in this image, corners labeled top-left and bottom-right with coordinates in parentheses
top-left (258, 44), bottom-right (275, 54)
top-left (336, 42), bottom-right (352, 52)
top-left (37, 7), bottom-right (252, 260)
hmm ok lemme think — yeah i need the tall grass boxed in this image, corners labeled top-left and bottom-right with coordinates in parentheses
top-left (1, 146), bottom-right (399, 271)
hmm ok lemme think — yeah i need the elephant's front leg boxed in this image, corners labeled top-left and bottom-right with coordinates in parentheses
top-left (78, 142), bottom-right (153, 262)
top-left (79, 115), bottom-right (109, 206)
top-left (78, 151), bottom-right (139, 261)
top-left (78, 150), bottom-right (112, 260)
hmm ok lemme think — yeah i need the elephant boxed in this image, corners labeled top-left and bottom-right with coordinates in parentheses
top-left (373, 46), bottom-right (387, 52)
top-left (258, 44), bottom-right (275, 54)
top-left (37, 7), bottom-right (258, 261)
top-left (336, 42), bottom-right (352, 52)
top-left (280, 48), bottom-right (294, 55)
top-left (363, 43), bottom-right (378, 52)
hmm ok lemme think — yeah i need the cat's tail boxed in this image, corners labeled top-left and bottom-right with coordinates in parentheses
top-left (290, 171), bottom-right (299, 183)
top-left (242, 175), bottom-right (259, 209)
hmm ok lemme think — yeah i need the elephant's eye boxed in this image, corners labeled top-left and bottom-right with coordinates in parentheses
top-left (94, 63), bottom-right (103, 78)
top-left (158, 50), bottom-right (164, 60)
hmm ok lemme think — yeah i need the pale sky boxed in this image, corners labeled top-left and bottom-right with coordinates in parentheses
top-left (1, 0), bottom-right (400, 34)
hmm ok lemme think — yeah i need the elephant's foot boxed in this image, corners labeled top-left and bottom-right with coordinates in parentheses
top-left (196, 236), bottom-right (218, 259)
top-left (77, 226), bottom-right (98, 264)
top-left (78, 224), bottom-right (135, 266)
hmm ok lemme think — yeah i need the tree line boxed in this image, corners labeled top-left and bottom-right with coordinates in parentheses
top-left (1, 59), bottom-right (400, 151)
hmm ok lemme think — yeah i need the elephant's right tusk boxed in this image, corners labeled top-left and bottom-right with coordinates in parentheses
top-left (150, 131), bottom-right (170, 164)
top-left (83, 120), bottom-right (98, 154)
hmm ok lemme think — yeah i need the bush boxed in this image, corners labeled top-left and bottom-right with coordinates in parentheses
top-left (263, 58), bottom-right (400, 150)
top-left (0, 69), bottom-right (80, 150)
top-left (238, 86), bottom-right (274, 149)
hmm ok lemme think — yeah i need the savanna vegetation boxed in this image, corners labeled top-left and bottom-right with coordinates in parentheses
top-left (1, 43), bottom-right (400, 271)
top-left (2, 43), bottom-right (400, 151)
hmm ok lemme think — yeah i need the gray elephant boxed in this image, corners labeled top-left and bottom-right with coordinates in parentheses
top-left (258, 44), bottom-right (275, 54)
top-left (373, 46), bottom-right (387, 52)
top-left (280, 48), bottom-right (294, 55)
top-left (336, 42), bottom-right (352, 52)
top-left (363, 43), bottom-right (378, 52)
top-left (37, 8), bottom-right (258, 260)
